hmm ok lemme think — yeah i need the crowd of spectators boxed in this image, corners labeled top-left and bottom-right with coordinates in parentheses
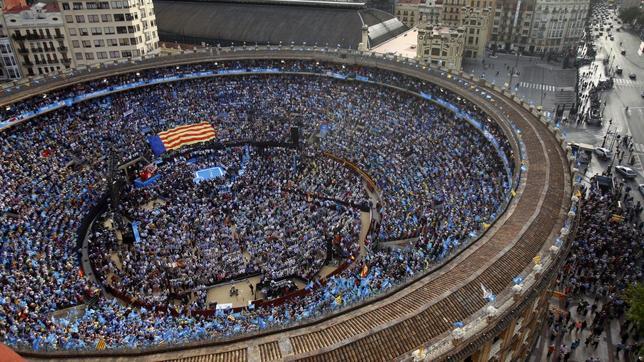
top-left (0, 59), bottom-right (513, 351)
top-left (546, 180), bottom-right (642, 361)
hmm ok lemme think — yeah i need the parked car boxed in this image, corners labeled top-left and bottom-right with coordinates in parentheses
top-left (595, 147), bottom-right (612, 159)
top-left (615, 66), bottom-right (623, 75)
top-left (621, 49), bottom-right (626, 55)
top-left (615, 165), bottom-right (637, 179)
top-left (629, 73), bottom-right (637, 80)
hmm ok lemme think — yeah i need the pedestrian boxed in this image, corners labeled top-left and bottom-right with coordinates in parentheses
top-left (547, 343), bottom-right (556, 357)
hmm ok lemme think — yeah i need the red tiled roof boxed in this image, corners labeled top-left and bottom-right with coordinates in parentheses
top-left (3, 1), bottom-right (60, 14)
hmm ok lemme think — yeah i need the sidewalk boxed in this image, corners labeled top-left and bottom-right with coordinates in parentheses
top-left (534, 294), bottom-right (639, 362)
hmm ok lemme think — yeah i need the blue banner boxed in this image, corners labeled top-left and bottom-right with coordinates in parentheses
top-left (131, 221), bottom-right (141, 243)
top-left (148, 135), bottom-right (166, 157)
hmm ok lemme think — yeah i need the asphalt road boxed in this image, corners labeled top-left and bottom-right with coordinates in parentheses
top-left (462, 53), bottom-right (577, 112)
top-left (565, 6), bottom-right (644, 207)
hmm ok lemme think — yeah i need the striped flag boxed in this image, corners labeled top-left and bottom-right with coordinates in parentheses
top-left (148, 122), bottom-right (216, 156)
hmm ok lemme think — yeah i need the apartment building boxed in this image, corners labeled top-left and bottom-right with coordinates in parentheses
top-left (419, 0), bottom-right (441, 24)
top-left (462, 6), bottom-right (490, 57)
top-left (0, 6), bottom-right (21, 80)
top-left (490, 0), bottom-right (589, 54)
top-left (395, 0), bottom-right (422, 28)
top-left (396, 0), bottom-right (494, 58)
top-left (417, 25), bottom-right (464, 70)
top-left (4, 2), bottom-right (73, 77)
top-left (60, 0), bottom-right (159, 66)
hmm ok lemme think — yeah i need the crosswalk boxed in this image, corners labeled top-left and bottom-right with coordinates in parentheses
top-left (613, 78), bottom-right (641, 88)
top-left (518, 82), bottom-right (575, 92)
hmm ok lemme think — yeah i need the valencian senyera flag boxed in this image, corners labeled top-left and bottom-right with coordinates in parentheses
top-left (148, 122), bottom-right (216, 156)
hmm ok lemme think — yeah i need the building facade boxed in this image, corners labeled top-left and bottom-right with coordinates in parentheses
top-left (59, 0), bottom-right (159, 66)
top-left (0, 7), bottom-right (21, 80)
top-left (462, 6), bottom-right (491, 58)
top-left (4, 2), bottom-right (73, 77)
top-left (490, 0), bottom-right (589, 54)
top-left (417, 25), bottom-right (464, 70)
top-left (395, 0), bottom-right (422, 28)
top-left (397, 0), bottom-right (494, 59)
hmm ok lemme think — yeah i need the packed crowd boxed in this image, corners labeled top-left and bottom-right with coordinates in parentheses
top-left (0, 59), bottom-right (513, 351)
top-left (546, 179), bottom-right (643, 361)
top-left (90, 147), bottom-right (362, 307)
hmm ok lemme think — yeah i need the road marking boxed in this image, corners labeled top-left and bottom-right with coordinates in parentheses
top-left (519, 82), bottom-right (573, 92)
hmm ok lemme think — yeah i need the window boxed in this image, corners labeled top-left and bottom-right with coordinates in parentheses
top-left (62, 2), bottom-right (70, 10)
top-left (65, 15), bottom-right (74, 23)
top-left (75, 15), bottom-right (85, 23)
top-left (107, 38), bottom-right (118, 46)
top-left (114, 14), bottom-right (125, 21)
top-left (88, 15), bottom-right (100, 23)
top-left (73, 2), bottom-right (83, 9)
top-left (119, 38), bottom-right (129, 46)
top-left (110, 50), bottom-right (120, 58)
top-left (82, 40), bottom-right (91, 48)
top-left (97, 51), bottom-right (108, 59)
top-left (85, 52), bottom-right (95, 60)
top-left (94, 39), bottom-right (104, 47)
top-left (79, 28), bottom-right (88, 36)
top-left (75, 52), bottom-right (83, 60)
top-left (111, 1), bottom-right (123, 8)
top-left (130, 37), bottom-right (137, 45)
top-left (104, 27), bottom-right (115, 34)
top-left (121, 50), bottom-right (132, 58)
top-left (91, 27), bottom-right (102, 35)
top-left (69, 28), bottom-right (77, 36)
top-left (98, 2), bottom-right (110, 9)
top-left (86, 2), bottom-right (98, 9)
top-left (101, 14), bottom-right (111, 22)
top-left (72, 40), bottom-right (80, 48)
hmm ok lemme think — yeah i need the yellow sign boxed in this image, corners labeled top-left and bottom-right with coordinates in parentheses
top-left (533, 255), bottom-right (541, 265)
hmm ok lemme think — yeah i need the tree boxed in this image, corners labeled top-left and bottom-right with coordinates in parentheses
top-left (624, 283), bottom-right (644, 335)
top-left (619, 6), bottom-right (641, 24)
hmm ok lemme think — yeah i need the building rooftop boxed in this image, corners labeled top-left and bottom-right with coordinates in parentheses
top-left (154, 0), bottom-right (408, 48)
top-left (370, 27), bottom-right (418, 58)
top-left (2, 1), bottom-right (59, 14)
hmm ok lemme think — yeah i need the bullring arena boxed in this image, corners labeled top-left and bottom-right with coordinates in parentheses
top-left (0, 47), bottom-right (577, 361)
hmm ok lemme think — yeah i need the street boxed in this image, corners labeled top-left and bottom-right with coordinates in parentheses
top-left (564, 7), bottom-right (644, 207)
top-left (464, 5), bottom-right (644, 212)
